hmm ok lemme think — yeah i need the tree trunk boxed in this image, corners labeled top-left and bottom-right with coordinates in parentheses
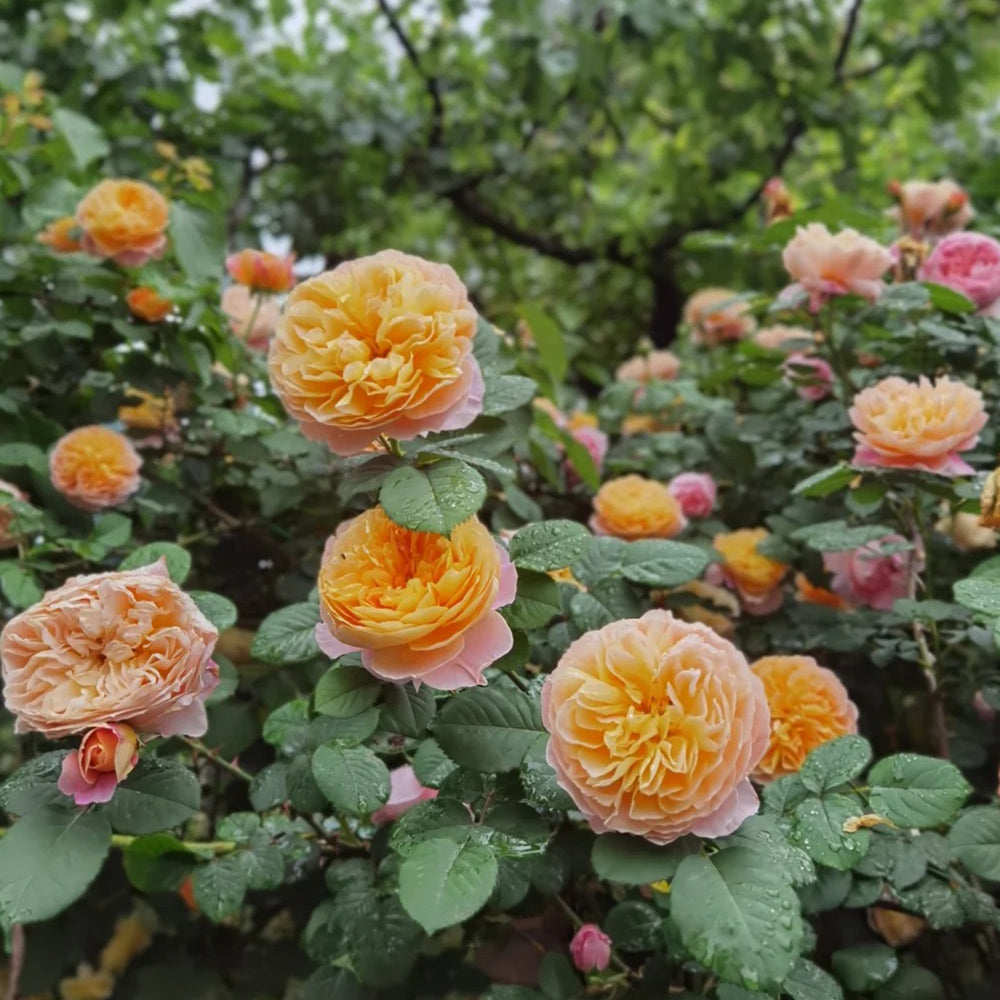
top-left (648, 258), bottom-right (684, 346)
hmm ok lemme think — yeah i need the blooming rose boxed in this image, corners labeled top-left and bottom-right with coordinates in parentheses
top-left (58, 723), bottom-right (139, 805)
top-left (49, 425), bottom-right (143, 511)
top-left (541, 610), bottom-right (769, 844)
top-left (670, 580), bottom-right (740, 637)
top-left (621, 414), bottom-right (669, 436)
top-left (615, 350), bottom-right (681, 383)
top-left (849, 375), bottom-right (986, 477)
top-left (570, 925), bottom-right (612, 973)
top-left (888, 179), bottom-right (973, 240)
top-left (918, 232), bottom-right (1000, 311)
top-left (126, 287), bottom-right (173, 323)
top-left (225, 249), bottom-right (296, 293)
top-left (763, 176), bottom-right (793, 225)
top-left (936, 510), bottom-right (997, 552)
top-left (782, 352), bottom-right (833, 401)
top-left (683, 288), bottom-right (755, 346)
top-left (590, 475), bottom-right (687, 539)
top-left (370, 765), bottom-right (438, 824)
top-left (75, 179), bottom-right (169, 267)
top-left (781, 224), bottom-right (892, 311)
top-left (0, 560), bottom-right (219, 738)
top-left (823, 534), bottom-right (916, 611)
top-left (36, 216), bottom-right (82, 253)
top-left (794, 573), bottom-right (849, 612)
top-left (221, 285), bottom-right (281, 351)
top-left (315, 507), bottom-right (516, 690)
top-left (750, 655), bottom-right (859, 781)
top-left (118, 388), bottom-right (180, 448)
top-left (710, 528), bottom-right (788, 616)
top-left (754, 325), bottom-right (814, 352)
top-left (268, 250), bottom-right (483, 455)
top-left (0, 478), bottom-right (27, 549)
top-left (667, 472), bottom-right (717, 518)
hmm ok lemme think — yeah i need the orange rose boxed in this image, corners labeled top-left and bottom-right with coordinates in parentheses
top-left (315, 507), bottom-right (517, 690)
top-left (36, 215), bottom-right (82, 253)
top-left (750, 655), bottom-right (859, 781)
top-left (0, 478), bottom-right (27, 549)
top-left (75, 179), bottom-right (169, 267)
top-left (268, 250), bottom-right (483, 456)
top-left (683, 288), bottom-right (755, 346)
top-left (710, 528), bottom-right (788, 615)
top-left (126, 286), bottom-right (173, 323)
top-left (542, 610), bottom-right (770, 844)
top-left (615, 350), bottom-right (681, 383)
top-left (49, 425), bottom-right (142, 511)
top-left (850, 375), bottom-right (986, 477)
top-left (794, 573), bottom-right (849, 611)
top-left (590, 475), bottom-right (686, 539)
top-left (0, 560), bottom-right (218, 738)
top-left (57, 723), bottom-right (139, 805)
top-left (225, 249), bottom-right (296, 293)
top-left (621, 414), bottom-right (671, 436)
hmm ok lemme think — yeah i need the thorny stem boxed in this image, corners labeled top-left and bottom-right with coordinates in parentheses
top-left (822, 299), bottom-right (856, 403)
top-left (181, 737), bottom-right (253, 782)
top-left (0, 828), bottom-right (239, 855)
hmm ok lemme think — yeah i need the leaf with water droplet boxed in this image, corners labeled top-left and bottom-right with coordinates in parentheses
top-left (380, 459), bottom-right (486, 535)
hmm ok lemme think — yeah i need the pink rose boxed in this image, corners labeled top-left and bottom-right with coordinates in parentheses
top-left (782, 352), bottom-right (833, 401)
top-left (570, 924), bottom-right (612, 973)
top-left (667, 473), bottom-right (717, 518)
top-left (57, 723), bottom-right (139, 806)
top-left (567, 424), bottom-right (609, 478)
top-left (370, 765), bottom-right (438, 824)
top-left (919, 232), bottom-right (1000, 311)
top-left (615, 350), bottom-right (681, 383)
top-left (823, 534), bottom-right (919, 611)
top-left (0, 478), bottom-right (28, 549)
top-left (221, 285), bottom-right (281, 351)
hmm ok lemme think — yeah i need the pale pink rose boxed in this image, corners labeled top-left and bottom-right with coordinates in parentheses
top-left (221, 285), bottom-right (281, 351)
top-left (615, 350), bottom-right (681, 383)
top-left (754, 325), bottom-right (814, 352)
top-left (568, 424), bottom-right (609, 478)
top-left (0, 478), bottom-right (28, 549)
top-left (57, 723), bottom-right (139, 806)
top-left (667, 472), bottom-right (717, 518)
top-left (919, 232), bottom-right (1000, 311)
top-left (370, 765), bottom-right (438, 824)
top-left (783, 352), bottom-right (833, 401)
top-left (570, 925), bottom-right (612, 973)
top-left (683, 289), bottom-right (755, 346)
top-left (823, 534), bottom-right (919, 611)
top-left (0, 560), bottom-right (219, 738)
top-left (781, 224), bottom-right (893, 312)
top-left (889, 179), bottom-right (973, 240)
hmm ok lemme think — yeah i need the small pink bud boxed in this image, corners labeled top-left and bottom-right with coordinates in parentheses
top-left (570, 923), bottom-right (612, 973)
top-left (782, 352), bottom-right (833, 402)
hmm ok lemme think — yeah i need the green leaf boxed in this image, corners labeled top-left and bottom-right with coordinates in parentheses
top-left (311, 745), bottom-right (390, 814)
top-left (169, 202), bottom-right (225, 282)
top-left (605, 900), bottom-right (662, 951)
top-left (868, 755), bottom-right (970, 828)
top-left (191, 853), bottom-right (251, 921)
top-left (52, 108), bottom-right (109, 168)
top-left (262, 700), bottom-right (310, 756)
top-left (504, 569), bottom-right (562, 630)
top-left (591, 833), bottom-right (699, 885)
top-left (719, 814), bottom-right (816, 887)
top-left (792, 522), bottom-right (899, 552)
top-left (620, 539), bottom-right (711, 587)
top-left (792, 463), bottom-right (855, 498)
top-left (120, 542), bottom-right (192, 583)
top-left (251, 602), bottom-right (321, 664)
top-left (948, 806), bottom-right (1000, 879)
top-left (303, 968), bottom-right (363, 1000)
top-left (314, 663), bottom-right (382, 718)
top-left (104, 758), bottom-right (201, 835)
top-left (379, 459), bottom-right (486, 535)
top-left (398, 835), bottom-right (499, 934)
top-left (671, 847), bottom-right (803, 992)
top-left (791, 794), bottom-right (871, 871)
top-left (799, 736), bottom-right (873, 795)
top-left (0, 564), bottom-right (42, 609)
top-left (482, 374), bottom-right (537, 416)
top-left (830, 944), bottom-right (898, 993)
top-left (922, 281), bottom-right (975, 314)
top-left (0, 442), bottom-right (47, 473)
top-left (508, 520), bottom-right (592, 572)
top-left (380, 684), bottom-right (437, 737)
top-left (519, 303), bottom-right (567, 383)
top-left (873, 965), bottom-right (944, 1000)
top-left (122, 833), bottom-right (198, 892)
top-left (0, 807), bottom-right (111, 923)
top-left (249, 763), bottom-right (288, 811)
top-left (189, 591), bottom-right (239, 631)
top-left (0, 752), bottom-right (68, 815)
top-left (783, 958), bottom-right (843, 1000)
top-left (953, 577), bottom-right (1000, 617)
top-left (433, 685), bottom-right (546, 772)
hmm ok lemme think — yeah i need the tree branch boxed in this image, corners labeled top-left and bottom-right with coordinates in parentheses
top-left (833, 0), bottom-right (866, 81)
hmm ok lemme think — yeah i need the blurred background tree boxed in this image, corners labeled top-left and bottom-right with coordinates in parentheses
top-left (4, 0), bottom-right (1000, 355)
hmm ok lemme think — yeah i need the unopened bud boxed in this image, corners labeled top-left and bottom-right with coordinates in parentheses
top-left (980, 467), bottom-right (1000, 529)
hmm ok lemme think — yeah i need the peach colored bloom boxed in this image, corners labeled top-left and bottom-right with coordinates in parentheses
top-left (670, 580), bottom-right (740, 637)
top-left (49, 425), bottom-right (142, 511)
top-left (75, 179), bottom-right (169, 267)
top-left (269, 250), bottom-right (483, 456)
top-left (750, 655), bottom-right (859, 781)
top-left (542, 610), bottom-right (770, 844)
top-left (850, 375), bottom-right (986, 477)
top-left (570, 925), bottom-right (611, 973)
top-left (918, 232), bottom-right (1000, 310)
top-left (57, 723), bottom-right (139, 805)
top-left (981, 466), bottom-right (1000, 529)
top-left (823, 534), bottom-right (917, 611)
top-left (221, 285), bottom-right (280, 351)
top-left (710, 528), bottom-right (788, 616)
top-left (888, 179), bottom-right (973, 240)
top-left (794, 573), bottom-right (849, 612)
top-left (225, 249), bottom-right (296, 293)
top-left (36, 215), bottom-right (82, 253)
top-left (0, 478), bottom-right (27, 549)
top-left (667, 472), bottom-right (716, 518)
top-left (0, 560), bottom-right (218, 738)
top-left (781, 224), bottom-right (892, 312)
top-left (867, 908), bottom-right (926, 948)
top-left (763, 177), bottom-right (793, 225)
top-left (936, 510), bottom-right (997, 552)
top-left (683, 288), bottom-right (755, 346)
top-left (782, 352), bottom-right (833, 401)
top-left (754, 325), bottom-right (814, 352)
top-left (371, 765), bottom-right (438, 824)
top-left (118, 388), bottom-right (180, 448)
top-left (590, 475), bottom-right (687, 540)
top-left (126, 287), bottom-right (173, 323)
top-left (315, 507), bottom-right (516, 690)
top-left (615, 350), bottom-right (681, 383)
top-left (621, 414), bottom-right (670, 436)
